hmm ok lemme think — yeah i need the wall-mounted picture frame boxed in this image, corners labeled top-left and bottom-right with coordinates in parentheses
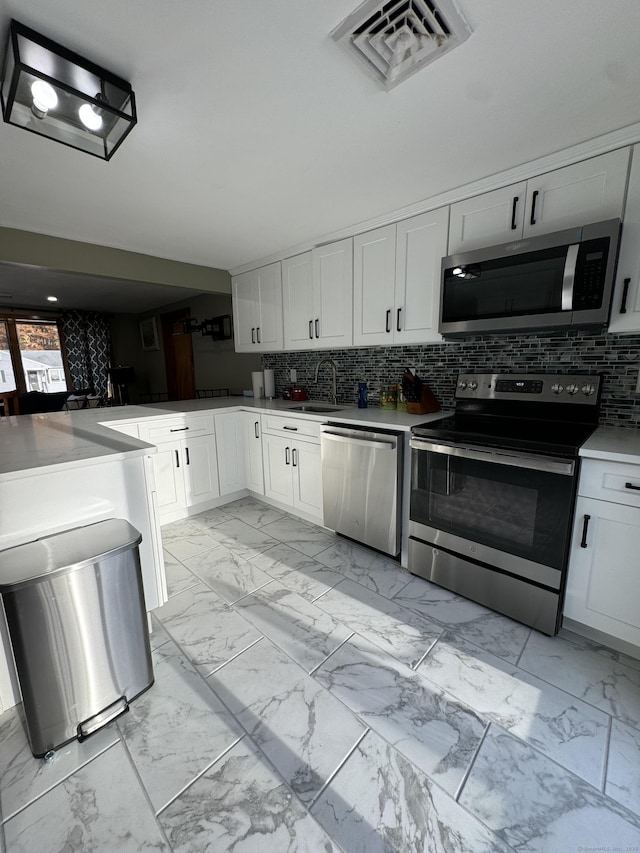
top-left (139, 316), bottom-right (160, 351)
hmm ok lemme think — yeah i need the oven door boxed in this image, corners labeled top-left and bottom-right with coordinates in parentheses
top-left (409, 438), bottom-right (577, 588)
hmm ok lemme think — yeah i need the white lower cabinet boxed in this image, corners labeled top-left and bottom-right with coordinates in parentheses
top-left (139, 416), bottom-right (220, 521)
top-left (564, 458), bottom-right (640, 648)
top-left (244, 413), bottom-right (265, 494)
top-left (263, 432), bottom-right (322, 519)
top-left (215, 412), bottom-right (246, 495)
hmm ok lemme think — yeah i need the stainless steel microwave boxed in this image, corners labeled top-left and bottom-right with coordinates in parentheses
top-left (439, 219), bottom-right (622, 337)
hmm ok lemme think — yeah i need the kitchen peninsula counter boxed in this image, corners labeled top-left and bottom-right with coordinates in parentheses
top-left (0, 397), bottom-right (449, 481)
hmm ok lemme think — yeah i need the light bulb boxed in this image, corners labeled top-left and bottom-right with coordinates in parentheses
top-left (31, 80), bottom-right (57, 118)
top-left (47, 295), bottom-right (58, 302)
top-left (78, 103), bottom-right (103, 131)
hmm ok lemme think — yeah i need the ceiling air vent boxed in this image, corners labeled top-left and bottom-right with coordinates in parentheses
top-left (332, 0), bottom-right (472, 90)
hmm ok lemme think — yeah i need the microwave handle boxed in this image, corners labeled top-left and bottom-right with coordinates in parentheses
top-left (561, 244), bottom-right (580, 310)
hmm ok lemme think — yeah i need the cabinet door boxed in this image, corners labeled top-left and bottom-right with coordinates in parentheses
top-left (564, 495), bottom-right (640, 646)
top-left (283, 253), bottom-right (315, 350)
top-left (244, 414), bottom-right (265, 495)
top-left (312, 238), bottom-right (354, 348)
top-left (151, 440), bottom-right (186, 516)
top-left (215, 413), bottom-right (246, 495)
top-left (609, 144), bottom-right (640, 334)
top-left (255, 262), bottom-right (283, 351)
top-left (524, 148), bottom-right (630, 237)
top-left (394, 208), bottom-right (449, 344)
top-left (231, 270), bottom-right (258, 352)
top-left (353, 225), bottom-right (397, 347)
top-left (292, 441), bottom-right (322, 519)
top-left (263, 433), bottom-right (293, 505)
top-left (448, 182), bottom-right (526, 253)
top-left (183, 433), bottom-right (220, 506)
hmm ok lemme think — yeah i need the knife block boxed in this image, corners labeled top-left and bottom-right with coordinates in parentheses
top-left (406, 385), bottom-right (440, 414)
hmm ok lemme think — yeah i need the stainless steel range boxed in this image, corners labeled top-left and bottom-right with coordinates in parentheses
top-left (408, 372), bottom-right (602, 635)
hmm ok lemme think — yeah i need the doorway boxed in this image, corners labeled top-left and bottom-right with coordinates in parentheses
top-left (160, 308), bottom-right (195, 401)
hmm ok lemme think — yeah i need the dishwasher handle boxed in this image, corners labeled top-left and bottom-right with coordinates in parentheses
top-left (322, 431), bottom-right (398, 450)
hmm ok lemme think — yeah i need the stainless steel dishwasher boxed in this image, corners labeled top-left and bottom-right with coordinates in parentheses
top-left (320, 423), bottom-right (403, 557)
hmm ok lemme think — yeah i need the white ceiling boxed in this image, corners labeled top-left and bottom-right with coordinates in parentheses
top-left (0, 262), bottom-right (205, 314)
top-left (1, 0), bottom-right (640, 282)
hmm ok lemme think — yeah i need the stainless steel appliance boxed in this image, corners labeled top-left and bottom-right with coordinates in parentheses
top-left (321, 423), bottom-right (403, 556)
top-left (439, 219), bottom-right (621, 336)
top-left (0, 519), bottom-right (153, 757)
top-left (409, 373), bottom-right (601, 635)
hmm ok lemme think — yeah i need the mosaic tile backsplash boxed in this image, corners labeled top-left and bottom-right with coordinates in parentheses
top-left (262, 330), bottom-right (640, 428)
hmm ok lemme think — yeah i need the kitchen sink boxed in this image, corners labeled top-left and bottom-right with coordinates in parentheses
top-left (289, 405), bottom-right (343, 413)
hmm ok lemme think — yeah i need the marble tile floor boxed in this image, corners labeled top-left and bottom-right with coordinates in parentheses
top-left (1, 497), bottom-right (640, 851)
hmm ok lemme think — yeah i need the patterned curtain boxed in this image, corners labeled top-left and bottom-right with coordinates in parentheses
top-left (59, 311), bottom-right (111, 398)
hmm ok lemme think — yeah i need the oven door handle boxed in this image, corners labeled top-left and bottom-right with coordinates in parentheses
top-left (409, 438), bottom-right (575, 476)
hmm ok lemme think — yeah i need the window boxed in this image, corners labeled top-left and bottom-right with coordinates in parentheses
top-left (0, 316), bottom-right (69, 393)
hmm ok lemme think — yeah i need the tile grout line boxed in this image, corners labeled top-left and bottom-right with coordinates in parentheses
top-left (454, 720), bottom-right (492, 803)
top-left (412, 632), bottom-right (444, 671)
top-left (205, 635), bottom-right (265, 676)
top-left (308, 632), bottom-right (356, 677)
top-left (116, 725), bottom-right (174, 849)
top-left (307, 727), bottom-right (371, 811)
top-left (155, 734), bottom-right (246, 818)
top-left (601, 713), bottom-right (614, 794)
top-left (0, 733), bottom-right (123, 825)
top-left (514, 627), bottom-right (534, 668)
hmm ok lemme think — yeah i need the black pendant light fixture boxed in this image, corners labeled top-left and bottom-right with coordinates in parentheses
top-left (0, 20), bottom-right (136, 160)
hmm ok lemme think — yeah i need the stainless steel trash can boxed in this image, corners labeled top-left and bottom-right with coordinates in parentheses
top-left (0, 519), bottom-right (154, 757)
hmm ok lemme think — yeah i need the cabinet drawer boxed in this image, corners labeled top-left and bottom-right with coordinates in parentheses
top-left (261, 414), bottom-right (321, 442)
top-left (139, 414), bottom-right (215, 444)
top-left (579, 458), bottom-right (640, 507)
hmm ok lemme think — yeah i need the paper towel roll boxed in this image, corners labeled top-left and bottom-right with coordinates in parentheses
top-left (263, 368), bottom-right (275, 398)
top-left (251, 371), bottom-right (264, 399)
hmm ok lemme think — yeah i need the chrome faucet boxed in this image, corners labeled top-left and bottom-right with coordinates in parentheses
top-left (314, 357), bottom-right (338, 405)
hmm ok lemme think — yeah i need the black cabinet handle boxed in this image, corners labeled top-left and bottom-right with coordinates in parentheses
top-left (580, 514), bottom-right (591, 548)
top-left (315, 319), bottom-right (319, 338)
top-left (292, 448), bottom-right (297, 467)
top-left (251, 327), bottom-right (255, 344)
top-left (283, 425), bottom-right (298, 431)
top-left (385, 309), bottom-right (391, 333)
top-left (170, 426), bottom-right (189, 432)
top-left (396, 307), bottom-right (402, 332)
top-left (625, 481), bottom-right (640, 491)
top-left (511, 196), bottom-right (519, 230)
top-left (620, 278), bottom-right (631, 314)
top-left (285, 446), bottom-right (290, 465)
top-left (185, 447), bottom-right (190, 465)
top-left (254, 421), bottom-right (259, 439)
top-left (175, 449), bottom-right (180, 468)
top-left (256, 327), bottom-right (261, 344)
top-left (309, 320), bottom-right (313, 339)
top-left (530, 190), bottom-right (539, 226)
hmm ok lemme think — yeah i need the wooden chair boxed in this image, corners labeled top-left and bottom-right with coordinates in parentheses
top-left (0, 391), bottom-right (20, 416)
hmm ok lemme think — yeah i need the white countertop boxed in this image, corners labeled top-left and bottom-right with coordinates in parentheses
top-left (580, 425), bottom-right (640, 464)
top-left (0, 397), bottom-right (449, 482)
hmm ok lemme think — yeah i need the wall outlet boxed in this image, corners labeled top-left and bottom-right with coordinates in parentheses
top-left (290, 369), bottom-right (297, 382)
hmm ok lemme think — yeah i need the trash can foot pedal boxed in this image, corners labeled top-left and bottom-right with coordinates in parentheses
top-left (77, 696), bottom-right (129, 741)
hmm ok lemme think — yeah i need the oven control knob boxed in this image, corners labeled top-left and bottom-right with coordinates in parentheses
top-left (458, 381), bottom-right (468, 390)
top-left (467, 381), bottom-right (478, 391)
top-left (565, 383), bottom-right (580, 395)
top-left (581, 384), bottom-right (595, 396)
top-left (551, 383), bottom-right (564, 394)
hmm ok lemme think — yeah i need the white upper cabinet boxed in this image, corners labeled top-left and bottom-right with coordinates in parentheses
top-left (609, 144), bottom-right (640, 334)
top-left (282, 252), bottom-right (315, 350)
top-left (232, 262), bottom-right (283, 352)
top-left (283, 240), bottom-right (353, 350)
top-left (353, 209), bottom-right (449, 347)
top-left (311, 239), bottom-right (353, 348)
top-left (394, 208), bottom-right (449, 345)
top-left (448, 148), bottom-right (630, 253)
top-left (353, 224), bottom-right (397, 346)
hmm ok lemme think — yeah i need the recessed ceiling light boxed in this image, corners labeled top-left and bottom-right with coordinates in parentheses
top-left (47, 295), bottom-right (58, 302)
